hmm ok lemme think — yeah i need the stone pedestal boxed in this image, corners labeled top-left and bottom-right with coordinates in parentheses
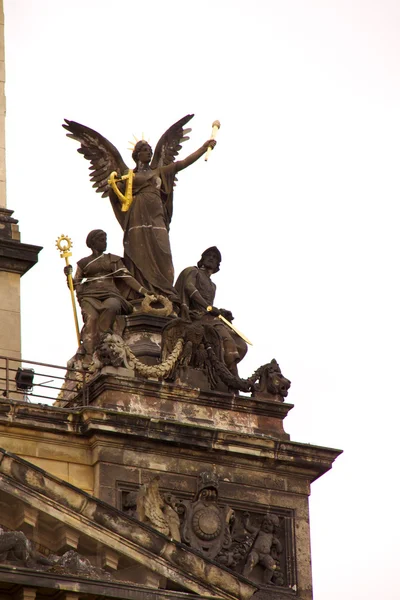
top-left (123, 312), bottom-right (169, 362)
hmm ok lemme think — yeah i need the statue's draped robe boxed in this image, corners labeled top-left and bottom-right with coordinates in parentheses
top-left (76, 253), bottom-right (132, 354)
top-left (109, 168), bottom-right (177, 299)
top-left (77, 253), bottom-right (132, 313)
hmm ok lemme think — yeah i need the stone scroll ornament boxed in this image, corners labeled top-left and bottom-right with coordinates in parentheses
top-left (63, 116), bottom-right (218, 303)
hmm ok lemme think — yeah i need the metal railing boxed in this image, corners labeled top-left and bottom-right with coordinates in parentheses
top-left (0, 354), bottom-right (89, 406)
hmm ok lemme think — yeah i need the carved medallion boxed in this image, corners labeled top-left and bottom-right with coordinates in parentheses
top-left (192, 508), bottom-right (222, 540)
top-left (180, 472), bottom-right (232, 559)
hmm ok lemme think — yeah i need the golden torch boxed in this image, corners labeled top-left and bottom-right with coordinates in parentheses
top-left (204, 120), bottom-right (221, 161)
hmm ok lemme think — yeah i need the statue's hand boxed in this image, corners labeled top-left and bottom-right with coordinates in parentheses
top-left (139, 287), bottom-right (151, 297)
top-left (203, 139), bottom-right (217, 151)
top-left (64, 265), bottom-right (73, 277)
top-left (220, 309), bottom-right (234, 322)
top-left (207, 306), bottom-right (221, 317)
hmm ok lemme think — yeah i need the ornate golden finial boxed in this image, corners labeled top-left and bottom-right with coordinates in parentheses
top-left (55, 234), bottom-right (73, 258)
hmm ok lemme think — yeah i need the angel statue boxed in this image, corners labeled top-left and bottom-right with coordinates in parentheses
top-left (63, 115), bottom-right (216, 303)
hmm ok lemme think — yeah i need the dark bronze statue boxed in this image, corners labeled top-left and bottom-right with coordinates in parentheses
top-left (66, 229), bottom-right (149, 359)
top-left (63, 116), bottom-right (216, 302)
top-left (175, 247), bottom-right (247, 376)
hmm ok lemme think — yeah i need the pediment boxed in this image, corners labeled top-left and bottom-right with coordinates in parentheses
top-left (0, 448), bottom-right (257, 600)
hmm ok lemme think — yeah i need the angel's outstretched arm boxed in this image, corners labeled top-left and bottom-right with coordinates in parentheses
top-left (170, 139), bottom-right (217, 173)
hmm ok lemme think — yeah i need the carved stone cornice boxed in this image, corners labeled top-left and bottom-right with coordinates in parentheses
top-left (0, 238), bottom-right (42, 275)
top-left (0, 566), bottom-right (218, 600)
top-left (0, 399), bottom-right (342, 483)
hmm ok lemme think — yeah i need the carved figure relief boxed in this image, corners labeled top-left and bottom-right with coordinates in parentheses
top-left (121, 473), bottom-right (290, 589)
top-left (242, 513), bottom-right (283, 584)
top-left (127, 476), bottom-right (181, 541)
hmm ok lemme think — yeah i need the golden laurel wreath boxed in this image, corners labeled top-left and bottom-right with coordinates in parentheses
top-left (141, 294), bottom-right (173, 317)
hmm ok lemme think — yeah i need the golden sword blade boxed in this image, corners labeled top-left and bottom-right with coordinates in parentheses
top-left (207, 306), bottom-right (253, 345)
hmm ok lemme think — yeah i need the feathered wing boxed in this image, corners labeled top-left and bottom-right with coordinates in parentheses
top-left (137, 478), bottom-right (170, 536)
top-left (161, 318), bottom-right (186, 362)
top-left (151, 114), bottom-right (194, 224)
top-left (151, 114), bottom-right (194, 169)
top-left (63, 119), bottom-right (128, 198)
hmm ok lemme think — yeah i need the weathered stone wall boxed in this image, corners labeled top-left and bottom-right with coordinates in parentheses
top-left (93, 436), bottom-right (312, 597)
top-left (0, 271), bottom-right (21, 358)
top-left (0, 422), bottom-right (94, 495)
top-left (0, 398), bottom-right (340, 600)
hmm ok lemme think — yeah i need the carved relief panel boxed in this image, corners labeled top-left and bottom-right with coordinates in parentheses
top-left (119, 472), bottom-right (296, 591)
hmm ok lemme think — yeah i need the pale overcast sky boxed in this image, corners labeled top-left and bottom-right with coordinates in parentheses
top-left (4, 1), bottom-right (400, 598)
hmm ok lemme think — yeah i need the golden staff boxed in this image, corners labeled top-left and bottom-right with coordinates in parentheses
top-left (55, 235), bottom-right (81, 346)
top-left (207, 306), bottom-right (253, 345)
top-left (204, 120), bottom-right (221, 161)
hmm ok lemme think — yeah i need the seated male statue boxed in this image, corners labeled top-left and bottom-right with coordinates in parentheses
top-left (66, 229), bottom-right (149, 360)
top-left (175, 246), bottom-right (247, 376)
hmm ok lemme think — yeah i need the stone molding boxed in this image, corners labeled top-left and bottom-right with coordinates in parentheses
top-left (0, 399), bottom-right (342, 483)
top-left (0, 237), bottom-right (42, 275)
top-left (0, 565), bottom-right (221, 600)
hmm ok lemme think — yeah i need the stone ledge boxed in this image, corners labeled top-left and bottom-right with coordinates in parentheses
top-left (79, 370), bottom-right (292, 438)
top-left (0, 238), bottom-right (42, 275)
top-left (0, 565), bottom-right (228, 600)
top-left (0, 399), bottom-right (342, 482)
